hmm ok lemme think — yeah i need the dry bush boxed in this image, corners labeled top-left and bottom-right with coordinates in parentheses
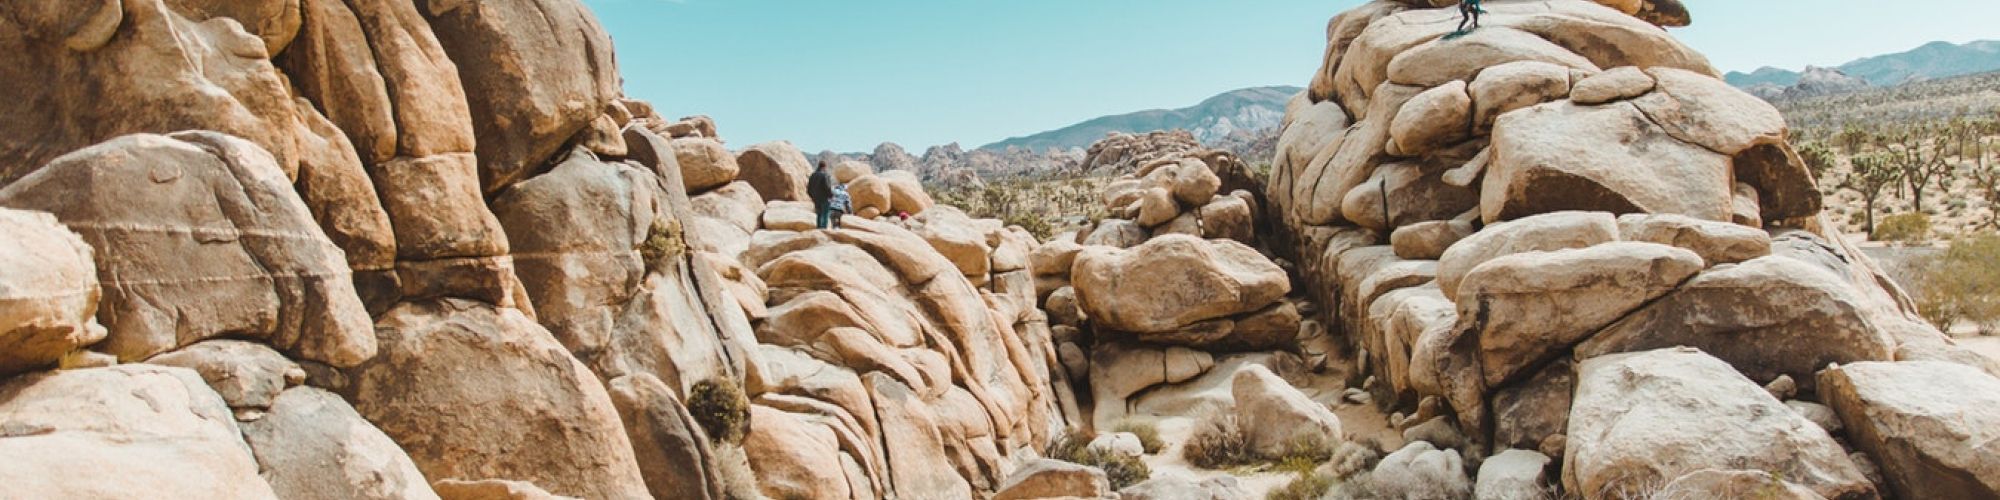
top-left (1113, 420), bottom-right (1164, 454)
top-left (1874, 212), bottom-right (1933, 243)
top-left (1268, 472), bottom-right (1336, 500)
top-left (1183, 411), bottom-right (1257, 470)
top-left (688, 378), bottom-right (750, 445)
top-left (1911, 233), bottom-right (2000, 331)
top-left (1044, 429), bottom-right (1151, 490)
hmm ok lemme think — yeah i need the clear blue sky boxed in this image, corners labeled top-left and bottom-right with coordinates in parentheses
top-left (583, 0), bottom-right (1999, 152)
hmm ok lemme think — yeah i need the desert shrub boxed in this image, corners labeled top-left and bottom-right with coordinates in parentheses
top-left (1874, 212), bottom-right (1932, 243)
top-left (1112, 420), bottom-right (1164, 454)
top-left (1320, 439), bottom-right (1384, 480)
top-left (1045, 430), bottom-right (1151, 490)
top-left (1003, 212), bottom-right (1053, 241)
top-left (639, 217), bottom-right (687, 272)
top-left (1911, 233), bottom-right (2000, 331)
top-left (712, 443), bottom-right (763, 500)
top-left (1274, 435), bottom-right (1338, 474)
top-left (1183, 411), bottom-right (1258, 469)
top-left (1268, 472), bottom-right (1336, 500)
top-left (688, 378), bottom-right (750, 445)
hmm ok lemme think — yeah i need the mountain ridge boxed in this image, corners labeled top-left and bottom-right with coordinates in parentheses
top-left (978, 85), bottom-right (1301, 152)
top-left (1724, 39), bottom-right (2000, 89)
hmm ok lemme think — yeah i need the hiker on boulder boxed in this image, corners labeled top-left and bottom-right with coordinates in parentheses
top-left (807, 161), bottom-right (836, 229)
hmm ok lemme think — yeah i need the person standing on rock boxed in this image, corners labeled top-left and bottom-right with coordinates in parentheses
top-left (1448, 0), bottom-right (1484, 39)
top-left (808, 160), bottom-right (836, 229)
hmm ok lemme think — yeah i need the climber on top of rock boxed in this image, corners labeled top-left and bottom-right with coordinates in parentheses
top-left (807, 160), bottom-right (836, 229)
top-left (1448, 0), bottom-right (1484, 39)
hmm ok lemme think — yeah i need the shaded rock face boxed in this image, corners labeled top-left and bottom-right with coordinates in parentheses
top-left (0, 365), bottom-right (279, 499)
top-left (1071, 235), bottom-right (1289, 334)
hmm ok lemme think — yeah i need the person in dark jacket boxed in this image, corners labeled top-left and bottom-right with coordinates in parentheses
top-left (807, 161), bottom-right (836, 229)
top-left (1448, 0), bottom-right (1484, 39)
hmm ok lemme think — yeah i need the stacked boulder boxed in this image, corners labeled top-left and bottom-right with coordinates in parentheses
top-left (1081, 130), bottom-right (1204, 173)
top-left (1267, 0), bottom-right (2000, 497)
top-left (1073, 149), bottom-right (1262, 249)
top-left (0, 1), bottom-right (1074, 500)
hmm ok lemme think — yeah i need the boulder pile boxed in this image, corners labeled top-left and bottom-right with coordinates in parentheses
top-left (1262, 0), bottom-right (2000, 497)
top-left (0, 1), bottom-right (1071, 499)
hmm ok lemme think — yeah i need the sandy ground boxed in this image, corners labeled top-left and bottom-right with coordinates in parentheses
top-left (1121, 350), bottom-right (1404, 498)
top-left (1959, 336), bottom-right (2000, 364)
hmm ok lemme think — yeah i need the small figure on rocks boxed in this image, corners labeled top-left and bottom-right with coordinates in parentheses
top-left (1447, 0), bottom-right (1484, 39)
top-left (808, 160), bottom-right (836, 229)
top-left (829, 183), bottom-right (852, 229)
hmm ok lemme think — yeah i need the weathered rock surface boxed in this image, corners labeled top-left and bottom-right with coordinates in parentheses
top-left (1072, 235), bottom-right (1289, 333)
top-left (1576, 256), bottom-right (1897, 386)
top-left (1119, 476), bottom-right (1250, 500)
top-left (335, 299), bottom-right (651, 500)
top-left (148, 340), bottom-right (305, 415)
top-left (1476, 449), bottom-right (1552, 500)
top-left (1615, 213), bottom-right (1770, 265)
top-left (1655, 469), bottom-right (1825, 500)
top-left (1483, 101), bottom-right (1733, 223)
top-left (1565, 348), bottom-right (1874, 499)
top-left (672, 138), bottom-right (741, 194)
top-left (0, 365), bottom-right (279, 499)
top-left (1435, 211), bottom-right (1618, 299)
top-left (1234, 364), bottom-right (1343, 457)
top-left (1819, 361), bottom-right (2000, 499)
top-left (241, 387), bottom-right (442, 500)
top-left (1456, 242), bottom-right (1704, 386)
top-left (993, 459), bottom-right (1111, 500)
top-left (0, 133), bottom-right (375, 367)
top-left (737, 141), bottom-right (813, 202)
top-left (0, 208), bottom-right (102, 376)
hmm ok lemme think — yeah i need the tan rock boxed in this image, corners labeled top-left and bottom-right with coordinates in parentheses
top-left (1483, 101), bottom-right (1733, 223)
top-left (1134, 187), bottom-right (1181, 228)
top-left (608, 374), bottom-right (724, 500)
top-left (1386, 27), bottom-right (1599, 88)
top-left (744, 405), bottom-right (855, 500)
top-left (433, 479), bottom-right (579, 500)
top-left (1475, 449), bottom-right (1552, 500)
top-left (1435, 211), bottom-right (1619, 299)
top-left (0, 133), bottom-right (375, 367)
top-left (908, 207), bottom-right (994, 279)
top-left (287, 96), bottom-right (399, 279)
top-left (0, 208), bottom-right (103, 376)
top-left (1616, 213), bottom-right (1771, 265)
top-left (1569, 66), bottom-right (1655, 105)
top-left (1390, 219), bottom-right (1474, 260)
top-left (1656, 469), bottom-right (1825, 500)
top-left (1369, 442), bottom-right (1471, 499)
top-left (1072, 235), bottom-right (1289, 333)
top-left (241, 387), bottom-right (442, 500)
top-left (737, 141), bottom-right (814, 202)
top-left (0, 365), bottom-right (279, 499)
top-left (1081, 219), bottom-right (1149, 249)
top-left (1576, 256), bottom-right (1897, 387)
top-left (833, 160), bottom-right (874, 184)
top-left (1198, 195), bottom-right (1256, 244)
top-left (1491, 360), bottom-right (1575, 453)
top-left (846, 175), bottom-right (893, 217)
top-left (994, 459), bottom-right (1111, 500)
top-left (1564, 348), bottom-right (1874, 499)
top-left (692, 181), bottom-right (766, 235)
top-left (1389, 81), bottom-right (1473, 156)
top-left (671, 138), bottom-right (741, 194)
top-left (1340, 159), bottom-right (1481, 231)
top-left (1234, 364), bottom-right (1343, 458)
top-left (1819, 361), bottom-right (2000, 499)
top-left (1632, 67), bottom-right (1786, 156)
top-left (148, 340), bottom-right (305, 415)
top-left (1090, 343), bottom-right (1213, 423)
top-left (763, 201), bottom-right (818, 232)
top-left (881, 169), bottom-right (935, 215)
top-left (1468, 60), bottom-right (1573, 131)
top-left (1458, 242), bottom-right (1705, 386)
top-left (865, 373), bottom-right (974, 499)
top-left (336, 299), bottom-right (651, 500)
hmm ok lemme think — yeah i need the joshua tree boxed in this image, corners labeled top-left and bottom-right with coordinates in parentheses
top-left (1796, 140), bottom-right (1837, 189)
top-left (1972, 136), bottom-right (2000, 229)
top-left (1888, 126), bottom-right (1952, 212)
top-left (1843, 152), bottom-right (1901, 235)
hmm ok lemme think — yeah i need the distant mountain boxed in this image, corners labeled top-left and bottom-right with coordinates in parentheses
top-left (1725, 40), bottom-right (2000, 90)
top-left (979, 86), bottom-right (1301, 152)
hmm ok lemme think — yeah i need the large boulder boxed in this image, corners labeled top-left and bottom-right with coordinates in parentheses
top-left (149, 340), bottom-right (305, 416)
top-left (1455, 242), bottom-right (1704, 386)
top-left (1483, 101), bottom-right (1733, 223)
top-left (743, 405), bottom-right (856, 500)
top-left (1475, 449), bottom-right (1552, 500)
top-left (1072, 235), bottom-right (1289, 333)
top-left (671, 138), bottom-right (741, 194)
top-left (334, 299), bottom-right (651, 500)
top-left (419, 0), bottom-right (620, 195)
top-left (1575, 256), bottom-right (1897, 387)
top-left (737, 141), bottom-right (813, 202)
top-left (241, 387), bottom-right (442, 500)
top-left (1233, 364), bottom-right (1343, 458)
top-left (0, 208), bottom-right (103, 376)
top-left (607, 374), bottom-right (725, 500)
top-left (1616, 213), bottom-right (1770, 265)
top-left (1367, 442), bottom-right (1472, 500)
top-left (1819, 361), bottom-right (2000, 499)
top-left (0, 365), bottom-right (279, 499)
top-left (993, 459), bottom-right (1112, 500)
top-left (0, 133), bottom-right (375, 367)
top-left (1435, 211), bottom-right (1619, 299)
top-left (1564, 348), bottom-right (1874, 499)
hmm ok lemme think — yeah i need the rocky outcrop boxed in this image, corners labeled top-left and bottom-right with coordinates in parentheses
top-left (1819, 361), bottom-right (2000, 499)
top-left (1564, 348), bottom-right (1874, 499)
top-left (1072, 235), bottom-right (1289, 335)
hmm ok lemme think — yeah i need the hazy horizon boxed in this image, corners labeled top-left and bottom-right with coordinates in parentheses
top-left (584, 0), bottom-right (2000, 152)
